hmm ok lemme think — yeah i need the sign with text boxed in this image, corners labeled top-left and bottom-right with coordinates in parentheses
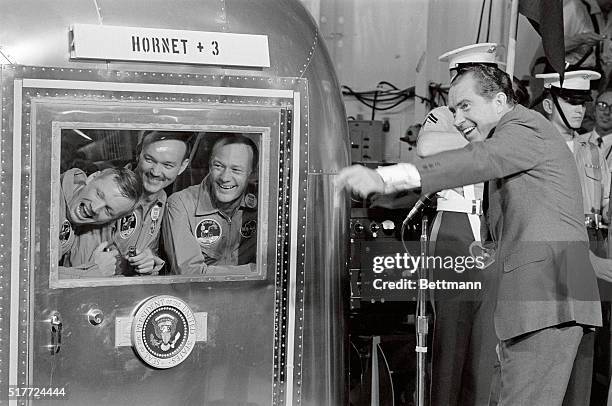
top-left (70, 24), bottom-right (270, 67)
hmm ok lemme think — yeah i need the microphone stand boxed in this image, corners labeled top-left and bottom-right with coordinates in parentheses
top-left (415, 214), bottom-right (430, 406)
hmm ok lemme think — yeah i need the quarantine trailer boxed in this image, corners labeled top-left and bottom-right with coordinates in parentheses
top-left (0, 1), bottom-right (349, 405)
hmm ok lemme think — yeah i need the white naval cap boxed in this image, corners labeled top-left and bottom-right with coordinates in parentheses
top-left (535, 70), bottom-right (601, 90)
top-left (438, 43), bottom-right (498, 71)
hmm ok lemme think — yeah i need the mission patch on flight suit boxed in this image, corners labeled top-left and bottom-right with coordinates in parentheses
top-left (195, 218), bottom-right (223, 246)
top-left (59, 219), bottom-right (73, 249)
top-left (240, 193), bottom-right (258, 238)
top-left (240, 219), bottom-right (257, 238)
top-left (119, 212), bottom-right (138, 239)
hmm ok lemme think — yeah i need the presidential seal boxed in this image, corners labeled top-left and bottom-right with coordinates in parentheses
top-left (131, 295), bottom-right (196, 369)
top-left (195, 218), bottom-right (222, 245)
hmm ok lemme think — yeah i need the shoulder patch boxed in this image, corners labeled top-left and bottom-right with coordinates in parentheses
top-left (424, 112), bottom-right (438, 125)
top-left (59, 219), bottom-right (73, 248)
top-left (240, 219), bottom-right (257, 238)
top-left (119, 212), bottom-right (138, 239)
top-left (244, 193), bottom-right (257, 209)
top-left (421, 106), bottom-right (455, 133)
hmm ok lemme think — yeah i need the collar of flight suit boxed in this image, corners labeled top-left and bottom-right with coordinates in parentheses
top-left (136, 189), bottom-right (167, 213)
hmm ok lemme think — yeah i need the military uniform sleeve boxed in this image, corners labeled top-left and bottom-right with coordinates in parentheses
top-left (376, 163), bottom-right (422, 194)
top-left (416, 130), bottom-right (468, 157)
top-left (162, 195), bottom-right (208, 275)
top-left (416, 119), bottom-right (550, 194)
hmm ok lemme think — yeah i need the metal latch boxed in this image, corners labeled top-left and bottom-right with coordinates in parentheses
top-left (50, 311), bottom-right (62, 354)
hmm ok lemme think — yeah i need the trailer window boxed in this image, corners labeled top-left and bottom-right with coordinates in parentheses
top-left (54, 128), bottom-right (266, 284)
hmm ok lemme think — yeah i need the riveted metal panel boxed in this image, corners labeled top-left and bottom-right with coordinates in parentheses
top-left (1, 65), bottom-right (316, 406)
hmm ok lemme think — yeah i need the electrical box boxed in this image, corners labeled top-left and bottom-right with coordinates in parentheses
top-left (349, 120), bottom-right (384, 163)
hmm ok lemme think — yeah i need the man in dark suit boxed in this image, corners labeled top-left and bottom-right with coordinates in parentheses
top-left (337, 64), bottom-right (602, 405)
top-left (420, 43), bottom-right (499, 406)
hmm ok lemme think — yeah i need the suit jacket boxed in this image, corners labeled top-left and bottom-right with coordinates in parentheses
top-left (417, 104), bottom-right (602, 340)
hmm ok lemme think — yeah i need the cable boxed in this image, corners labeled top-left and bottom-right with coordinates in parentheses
top-left (342, 85), bottom-right (409, 102)
top-left (377, 80), bottom-right (400, 90)
top-left (439, 92), bottom-right (446, 106)
top-left (372, 90), bottom-right (378, 120)
top-left (342, 83), bottom-right (433, 111)
top-left (374, 96), bottom-right (411, 111)
top-left (401, 216), bottom-right (414, 258)
top-left (343, 81), bottom-right (406, 97)
top-left (427, 82), bottom-right (448, 109)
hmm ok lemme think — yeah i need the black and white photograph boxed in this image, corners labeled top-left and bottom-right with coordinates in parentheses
top-left (2, 0), bottom-right (612, 405)
top-left (56, 129), bottom-right (262, 281)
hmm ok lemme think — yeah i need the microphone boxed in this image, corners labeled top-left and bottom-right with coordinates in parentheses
top-left (403, 193), bottom-right (436, 224)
